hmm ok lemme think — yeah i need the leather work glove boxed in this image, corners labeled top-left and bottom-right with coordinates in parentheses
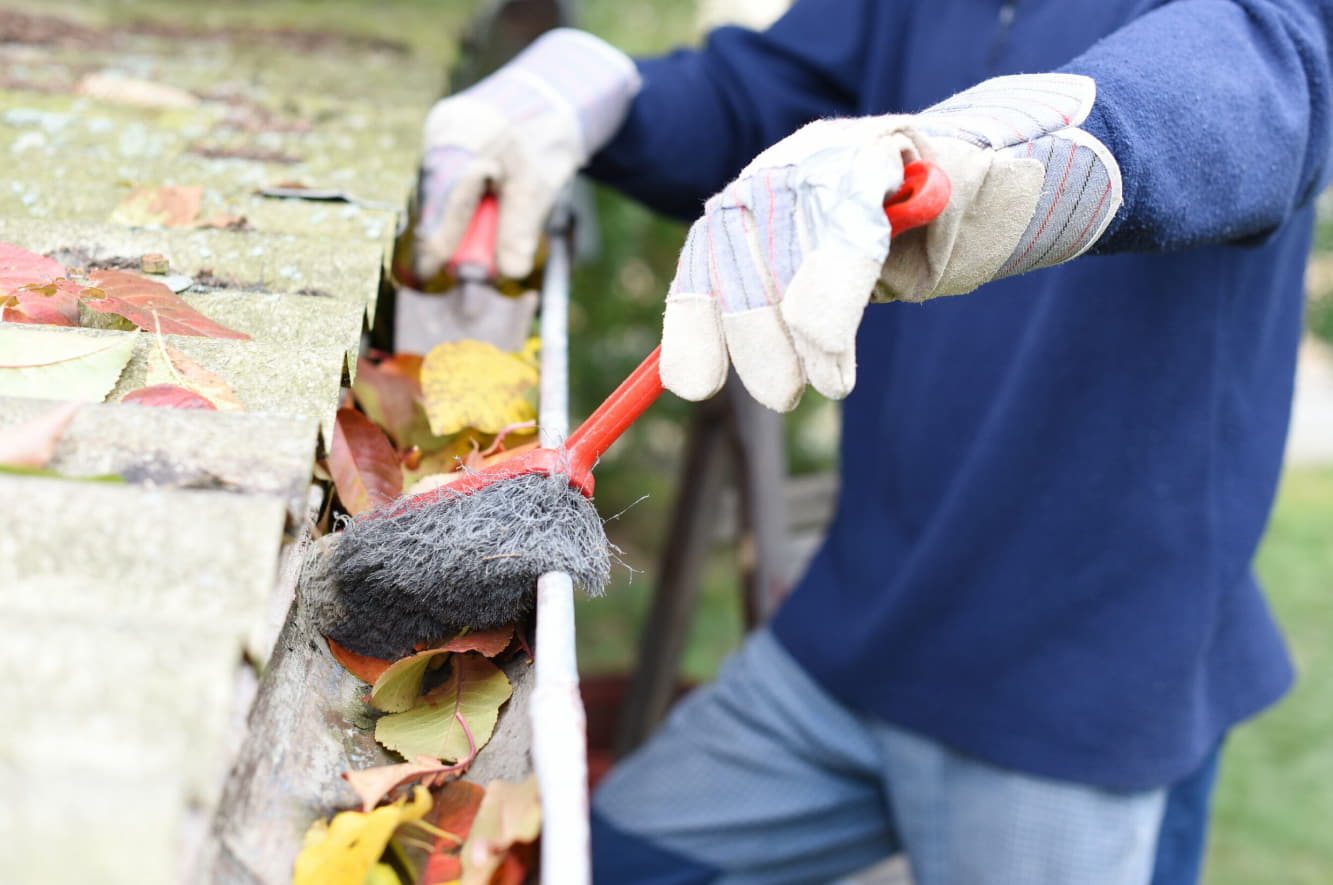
top-left (660, 73), bottom-right (1122, 412)
top-left (415, 29), bottom-right (641, 280)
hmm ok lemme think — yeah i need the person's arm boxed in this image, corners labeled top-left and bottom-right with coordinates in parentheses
top-left (1070, 0), bottom-right (1333, 252)
top-left (586, 0), bottom-right (898, 218)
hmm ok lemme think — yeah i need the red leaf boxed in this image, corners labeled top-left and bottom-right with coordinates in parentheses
top-left (352, 356), bottom-right (423, 449)
top-left (422, 853), bottom-right (462, 885)
top-left (122, 383), bottom-right (218, 410)
top-left (326, 635), bottom-right (394, 684)
top-left (421, 781), bottom-right (485, 885)
top-left (330, 407), bottom-right (403, 516)
top-left (0, 402), bottom-right (80, 468)
top-left (2, 287), bottom-right (80, 327)
top-left (0, 242), bottom-right (64, 296)
top-left (82, 269), bottom-right (250, 339)
top-left (434, 626), bottom-right (515, 658)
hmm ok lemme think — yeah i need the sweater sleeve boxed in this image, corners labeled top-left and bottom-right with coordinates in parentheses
top-left (1068, 0), bottom-right (1333, 252)
top-left (584, 0), bottom-right (898, 219)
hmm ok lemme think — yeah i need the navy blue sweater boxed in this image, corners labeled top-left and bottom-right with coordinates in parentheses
top-left (588, 0), bottom-right (1333, 790)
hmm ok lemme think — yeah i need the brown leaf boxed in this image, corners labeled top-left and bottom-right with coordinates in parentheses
top-left (342, 755), bottom-right (453, 813)
top-left (327, 635), bottom-right (395, 685)
top-left (110, 186), bottom-right (204, 228)
top-left (378, 353), bottom-right (423, 382)
top-left (421, 781), bottom-right (485, 885)
top-left (143, 344), bottom-right (244, 411)
top-left (84, 269), bottom-right (250, 339)
top-left (434, 626), bottom-right (515, 658)
top-left (330, 407), bottom-right (403, 517)
top-left (352, 356), bottom-right (424, 450)
top-left (0, 401), bottom-right (79, 468)
top-left (121, 383), bottom-right (217, 410)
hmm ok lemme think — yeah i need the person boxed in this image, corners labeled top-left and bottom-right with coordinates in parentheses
top-left (412, 1), bottom-right (1333, 882)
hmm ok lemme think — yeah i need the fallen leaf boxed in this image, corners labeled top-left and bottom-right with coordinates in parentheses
top-left (327, 635), bottom-right (395, 685)
top-left (363, 863), bottom-right (403, 885)
top-left (330, 407), bottom-right (403, 517)
top-left (122, 383), bottom-right (217, 410)
top-left (459, 777), bottom-right (541, 885)
top-left (110, 186), bottom-right (204, 228)
top-left (143, 343), bottom-right (244, 411)
top-left (2, 283), bottom-right (81, 326)
top-left (422, 852), bottom-right (461, 885)
top-left (378, 353), bottom-right (424, 382)
top-left (342, 755), bottom-right (454, 813)
top-left (421, 781), bottom-right (485, 885)
top-left (375, 654), bottom-right (512, 762)
top-left (369, 647), bottom-right (453, 714)
top-left (353, 356), bottom-right (424, 449)
top-left (435, 626), bottom-right (515, 658)
top-left (421, 340), bottom-right (537, 436)
top-left (403, 441), bottom-right (540, 496)
top-left (292, 786), bottom-right (431, 885)
top-left (0, 245), bottom-right (79, 326)
top-left (0, 242), bottom-right (64, 296)
top-left (0, 401), bottom-right (79, 467)
top-left (83, 269), bottom-right (250, 339)
top-left (0, 328), bottom-right (137, 402)
top-left (77, 72), bottom-right (200, 109)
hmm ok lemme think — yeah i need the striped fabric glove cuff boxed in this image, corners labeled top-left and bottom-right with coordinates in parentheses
top-left (875, 73), bottom-right (1122, 303)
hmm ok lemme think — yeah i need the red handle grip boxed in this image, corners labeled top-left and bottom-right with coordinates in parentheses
top-left (447, 192), bottom-right (500, 279)
top-left (561, 160), bottom-right (951, 491)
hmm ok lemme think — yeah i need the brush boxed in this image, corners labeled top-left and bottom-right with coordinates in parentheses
top-left (320, 162), bottom-right (950, 659)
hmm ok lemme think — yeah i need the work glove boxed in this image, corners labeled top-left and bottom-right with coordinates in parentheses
top-left (415, 28), bottom-right (641, 280)
top-left (660, 73), bottom-right (1122, 412)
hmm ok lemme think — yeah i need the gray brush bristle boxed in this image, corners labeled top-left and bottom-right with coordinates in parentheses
top-left (326, 471), bottom-right (610, 659)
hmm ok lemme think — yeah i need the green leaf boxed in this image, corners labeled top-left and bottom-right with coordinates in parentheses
top-left (369, 648), bottom-right (452, 714)
top-left (375, 654), bottom-right (512, 762)
top-left (0, 328), bottom-right (137, 402)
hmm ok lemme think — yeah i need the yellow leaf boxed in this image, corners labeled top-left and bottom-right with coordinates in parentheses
top-left (516, 335), bottom-right (540, 369)
top-left (420, 340), bottom-right (537, 436)
top-left (292, 786), bottom-right (431, 885)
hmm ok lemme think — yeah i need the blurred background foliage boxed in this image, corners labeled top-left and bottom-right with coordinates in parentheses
top-left (442, 1), bottom-right (1332, 881)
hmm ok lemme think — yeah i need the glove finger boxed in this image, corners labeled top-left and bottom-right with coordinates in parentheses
top-left (661, 294), bottom-right (728, 401)
top-left (495, 163), bottom-right (560, 280)
top-left (414, 161), bottom-right (493, 282)
top-left (780, 248), bottom-right (884, 357)
top-left (661, 220), bottom-right (727, 401)
top-left (722, 306), bottom-right (806, 412)
top-left (793, 335), bottom-right (856, 401)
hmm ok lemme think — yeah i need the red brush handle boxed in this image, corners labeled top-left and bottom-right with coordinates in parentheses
top-left (561, 160), bottom-right (950, 487)
top-left (448, 192), bottom-right (500, 279)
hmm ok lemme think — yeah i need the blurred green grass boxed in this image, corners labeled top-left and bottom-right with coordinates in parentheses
top-left (1206, 468), bottom-right (1333, 884)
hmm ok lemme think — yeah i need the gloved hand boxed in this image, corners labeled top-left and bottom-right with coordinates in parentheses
top-left (660, 73), bottom-right (1122, 412)
top-left (415, 29), bottom-right (641, 281)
